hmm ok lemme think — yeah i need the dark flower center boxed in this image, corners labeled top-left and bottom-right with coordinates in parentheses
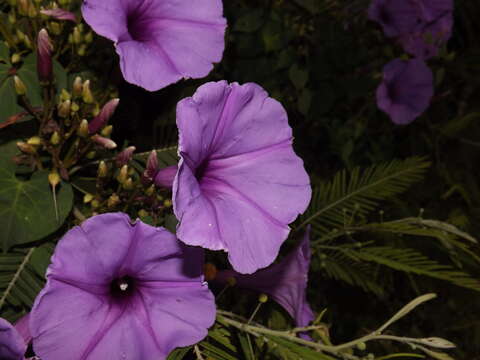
top-left (379, 6), bottom-right (391, 24)
top-left (110, 275), bottom-right (136, 299)
top-left (195, 160), bottom-right (209, 182)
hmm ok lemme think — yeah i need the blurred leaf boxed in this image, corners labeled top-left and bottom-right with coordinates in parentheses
top-left (234, 10), bottom-right (264, 33)
top-left (0, 143), bottom-right (73, 251)
top-left (292, 0), bottom-right (320, 14)
top-left (166, 347), bottom-right (191, 360)
top-left (0, 42), bottom-right (9, 63)
top-left (289, 64), bottom-right (309, 90)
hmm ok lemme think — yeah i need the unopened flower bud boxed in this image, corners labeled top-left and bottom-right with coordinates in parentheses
top-left (27, 136), bottom-right (41, 146)
top-left (82, 80), bottom-right (94, 103)
top-left (154, 165), bottom-right (178, 189)
top-left (100, 125), bottom-right (113, 137)
top-left (117, 165), bottom-right (128, 184)
top-left (60, 89), bottom-right (70, 101)
top-left (88, 98), bottom-right (119, 134)
top-left (97, 160), bottom-right (108, 178)
top-left (116, 146), bottom-right (136, 167)
top-left (138, 209), bottom-right (149, 218)
top-left (72, 76), bottom-right (83, 97)
top-left (48, 170), bottom-right (61, 188)
top-left (84, 32), bottom-right (93, 43)
top-left (145, 184), bottom-right (155, 196)
top-left (92, 134), bottom-right (117, 149)
top-left (27, 4), bottom-right (37, 17)
top-left (77, 44), bottom-right (87, 56)
top-left (123, 177), bottom-right (134, 190)
top-left (57, 100), bottom-right (71, 118)
top-left (71, 102), bottom-right (79, 113)
top-left (58, 0), bottom-right (70, 6)
top-left (49, 22), bottom-right (61, 35)
top-left (17, 141), bottom-right (36, 154)
top-left (37, 29), bottom-right (53, 82)
top-left (86, 150), bottom-right (96, 159)
top-left (163, 199), bottom-right (172, 208)
top-left (18, 0), bottom-right (29, 15)
top-left (40, 8), bottom-right (77, 22)
top-left (13, 76), bottom-right (27, 96)
top-left (83, 193), bottom-right (94, 203)
top-left (50, 131), bottom-right (60, 145)
top-left (8, 13), bottom-right (16, 24)
top-left (258, 294), bottom-right (268, 303)
top-left (356, 342), bottom-right (367, 351)
top-left (91, 199), bottom-right (100, 208)
top-left (77, 119), bottom-right (89, 137)
top-left (16, 30), bottom-right (25, 41)
top-left (72, 26), bottom-right (82, 44)
top-left (11, 53), bottom-right (21, 64)
top-left (107, 193), bottom-right (120, 208)
top-left (23, 36), bottom-right (32, 49)
top-left (142, 150), bottom-right (158, 184)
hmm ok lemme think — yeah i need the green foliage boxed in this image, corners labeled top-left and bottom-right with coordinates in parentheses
top-left (0, 142), bottom-right (73, 251)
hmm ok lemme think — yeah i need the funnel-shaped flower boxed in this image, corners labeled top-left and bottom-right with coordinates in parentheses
top-left (376, 58), bottom-right (433, 125)
top-left (37, 29), bottom-right (53, 83)
top-left (81, 0), bottom-right (226, 91)
top-left (0, 318), bottom-right (26, 360)
top-left (30, 213), bottom-right (216, 360)
top-left (173, 81), bottom-right (311, 274)
top-left (216, 228), bottom-right (314, 337)
top-left (368, 0), bottom-right (422, 38)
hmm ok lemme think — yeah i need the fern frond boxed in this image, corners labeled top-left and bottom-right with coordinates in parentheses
top-left (0, 245), bottom-right (51, 317)
top-left (332, 246), bottom-right (480, 292)
top-left (297, 157), bottom-right (430, 236)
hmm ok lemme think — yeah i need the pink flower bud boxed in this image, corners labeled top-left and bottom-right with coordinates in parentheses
top-left (92, 134), bottom-right (117, 149)
top-left (154, 165), bottom-right (178, 189)
top-left (40, 8), bottom-right (77, 23)
top-left (37, 29), bottom-right (53, 83)
top-left (88, 98), bottom-right (119, 134)
top-left (141, 150), bottom-right (158, 185)
top-left (116, 146), bottom-right (136, 167)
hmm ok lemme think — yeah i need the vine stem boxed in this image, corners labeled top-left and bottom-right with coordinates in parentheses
top-left (0, 248), bottom-right (35, 311)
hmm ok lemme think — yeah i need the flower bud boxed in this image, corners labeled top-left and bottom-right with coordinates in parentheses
top-left (163, 199), bottom-right (172, 208)
top-left (71, 102), bottom-right (79, 113)
top-left (84, 32), bottom-right (93, 43)
top-left (117, 165), bottom-right (128, 184)
top-left (100, 125), bottom-right (113, 137)
top-left (27, 4), bottom-right (37, 18)
top-left (57, 100), bottom-right (71, 118)
top-left (107, 193), bottom-right (120, 208)
top-left (97, 160), bottom-right (108, 178)
top-left (72, 76), bottom-right (83, 97)
top-left (123, 177), bottom-right (134, 190)
top-left (23, 36), bottom-right (32, 49)
top-left (18, 0), bottom-right (29, 15)
top-left (50, 131), bottom-right (60, 145)
top-left (77, 119), bottom-right (89, 137)
top-left (17, 141), bottom-right (35, 154)
top-left (8, 13), bottom-right (16, 24)
top-left (138, 209), bottom-right (149, 218)
top-left (86, 150), bottom-right (96, 159)
top-left (116, 146), bottom-right (136, 167)
top-left (91, 199), bottom-right (100, 208)
top-left (88, 98), bottom-right (119, 134)
top-left (37, 29), bottom-right (53, 83)
top-left (142, 150), bottom-right (158, 184)
top-left (83, 193), bottom-right (94, 203)
top-left (154, 165), bottom-right (178, 189)
top-left (40, 8), bottom-right (77, 22)
top-left (27, 136), bottom-right (41, 146)
top-left (356, 342), bottom-right (367, 351)
top-left (13, 76), bottom-right (26, 95)
top-left (258, 294), bottom-right (268, 303)
top-left (145, 184), bottom-right (155, 196)
top-left (72, 26), bottom-right (82, 44)
top-left (92, 134), bottom-right (117, 149)
top-left (48, 170), bottom-right (61, 188)
top-left (60, 89), bottom-right (71, 101)
top-left (49, 22), bottom-right (61, 35)
top-left (16, 30), bottom-right (25, 41)
top-left (11, 53), bottom-right (21, 64)
top-left (82, 80), bottom-right (94, 103)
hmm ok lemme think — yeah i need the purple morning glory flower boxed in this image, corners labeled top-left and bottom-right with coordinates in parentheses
top-left (173, 81), bottom-right (311, 274)
top-left (368, 0), bottom-right (423, 38)
top-left (81, 0), bottom-right (227, 91)
top-left (216, 228), bottom-right (314, 337)
top-left (0, 317), bottom-right (26, 360)
top-left (376, 58), bottom-right (433, 125)
top-left (29, 213), bottom-right (216, 360)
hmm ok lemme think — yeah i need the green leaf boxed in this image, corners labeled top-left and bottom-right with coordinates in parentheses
top-left (0, 143), bottom-right (73, 250)
top-left (263, 335), bottom-right (335, 360)
top-left (234, 10), bottom-right (264, 33)
top-left (0, 42), bottom-right (9, 63)
top-left (166, 347), bottom-right (192, 360)
top-left (289, 64), bottom-right (309, 90)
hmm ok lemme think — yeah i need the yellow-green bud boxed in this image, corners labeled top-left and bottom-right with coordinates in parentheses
top-left (8, 13), bottom-right (16, 24)
top-left (71, 102), bottom-right (80, 113)
top-left (77, 44), bottom-right (87, 56)
top-left (123, 177), bottom-right (134, 190)
top-left (98, 160), bottom-right (108, 178)
top-left (18, 0), bottom-right (29, 15)
top-left (50, 131), bottom-right (60, 145)
top-left (86, 151), bottom-right (96, 159)
top-left (145, 184), bottom-right (155, 196)
top-left (138, 209), bottom-right (149, 218)
top-left (117, 165), bottom-right (128, 184)
top-left (72, 26), bottom-right (82, 44)
top-left (27, 4), bottom-right (37, 18)
top-left (163, 199), bottom-right (172, 208)
top-left (91, 199), bottom-right (100, 208)
top-left (77, 119), bottom-right (89, 138)
top-left (83, 193), bottom-right (94, 203)
top-left (13, 76), bottom-right (26, 95)
top-left (73, 76), bottom-right (83, 97)
top-left (59, 0), bottom-right (70, 6)
top-left (82, 80), bottom-right (94, 103)
top-left (57, 100), bottom-right (71, 118)
top-left (67, 34), bottom-right (73, 44)
top-left (356, 342), bottom-right (367, 351)
top-left (100, 125), bottom-right (113, 137)
top-left (107, 193), bottom-right (120, 208)
top-left (91, 104), bottom-right (100, 117)
top-left (27, 136), bottom-right (41, 146)
top-left (48, 170), bottom-right (61, 188)
top-left (16, 30), bottom-right (25, 41)
top-left (11, 53), bottom-right (21, 64)
top-left (23, 36), bottom-right (32, 49)
top-left (84, 32), bottom-right (93, 43)
top-left (49, 21), bottom-right (61, 35)
top-left (60, 89), bottom-right (71, 101)
top-left (16, 141), bottom-right (36, 154)
top-left (258, 294), bottom-right (268, 303)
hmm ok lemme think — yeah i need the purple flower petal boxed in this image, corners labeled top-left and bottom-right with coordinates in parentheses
top-left (40, 8), bottom-right (77, 22)
top-left (30, 212), bottom-right (215, 360)
top-left (368, 0), bottom-right (423, 38)
top-left (13, 314), bottom-right (31, 346)
top-left (376, 58), bottom-right (433, 125)
top-left (173, 81), bottom-right (311, 274)
top-left (81, 0), bottom-right (226, 91)
top-left (216, 228), bottom-right (314, 334)
top-left (0, 317), bottom-right (26, 360)
top-left (154, 164), bottom-right (178, 188)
